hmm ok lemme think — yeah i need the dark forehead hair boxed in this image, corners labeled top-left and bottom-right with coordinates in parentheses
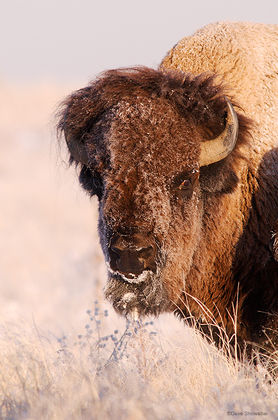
top-left (57, 66), bottom-right (228, 144)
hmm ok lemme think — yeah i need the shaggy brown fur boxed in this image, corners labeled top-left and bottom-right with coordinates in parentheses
top-left (58, 22), bottom-right (278, 358)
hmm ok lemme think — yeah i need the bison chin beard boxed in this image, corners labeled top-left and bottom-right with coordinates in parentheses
top-left (104, 270), bottom-right (170, 317)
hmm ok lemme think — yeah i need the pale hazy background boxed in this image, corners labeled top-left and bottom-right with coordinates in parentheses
top-left (1, 0), bottom-right (278, 333)
top-left (1, 0), bottom-right (278, 85)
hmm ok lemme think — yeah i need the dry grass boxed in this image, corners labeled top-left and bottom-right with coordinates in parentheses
top-left (0, 83), bottom-right (277, 419)
top-left (0, 310), bottom-right (277, 419)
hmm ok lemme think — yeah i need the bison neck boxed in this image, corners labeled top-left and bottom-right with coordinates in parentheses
top-left (183, 167), bottom-right (278, 350)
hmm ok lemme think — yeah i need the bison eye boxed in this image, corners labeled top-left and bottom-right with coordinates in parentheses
top-left (178, 179), bottom-right (191, 190)
top-left (172, 169), bottom-right (199, 199)
top-left (79, 166), bottom-right (104, 199)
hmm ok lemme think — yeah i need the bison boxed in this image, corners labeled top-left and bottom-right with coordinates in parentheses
top-left (58, 22), bottom-right (278, 355)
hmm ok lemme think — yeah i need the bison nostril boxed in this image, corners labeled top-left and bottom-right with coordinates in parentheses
top-left (137, 245), bottom-right (154, 259)
top-left (110, 245), bottom-right (154, 260)
top-left (110, 245), bottom-right (123, 255)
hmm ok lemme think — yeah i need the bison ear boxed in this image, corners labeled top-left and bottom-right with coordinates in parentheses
top-left (199, 158), bottom-right (239, 194)
top-left (57, 86), bottom-right (103, 165)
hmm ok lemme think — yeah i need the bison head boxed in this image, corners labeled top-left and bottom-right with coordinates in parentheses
top-left (58, 67), bottom-right (242, 319)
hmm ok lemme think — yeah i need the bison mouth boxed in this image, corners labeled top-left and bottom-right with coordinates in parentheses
top-left (104, 266), bottom-right (170, 317)
top-left (106, 264), bottom-right (152, 284)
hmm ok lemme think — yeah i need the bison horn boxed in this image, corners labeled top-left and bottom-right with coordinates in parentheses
top-left (199, 98), bottom-right (239, 167)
